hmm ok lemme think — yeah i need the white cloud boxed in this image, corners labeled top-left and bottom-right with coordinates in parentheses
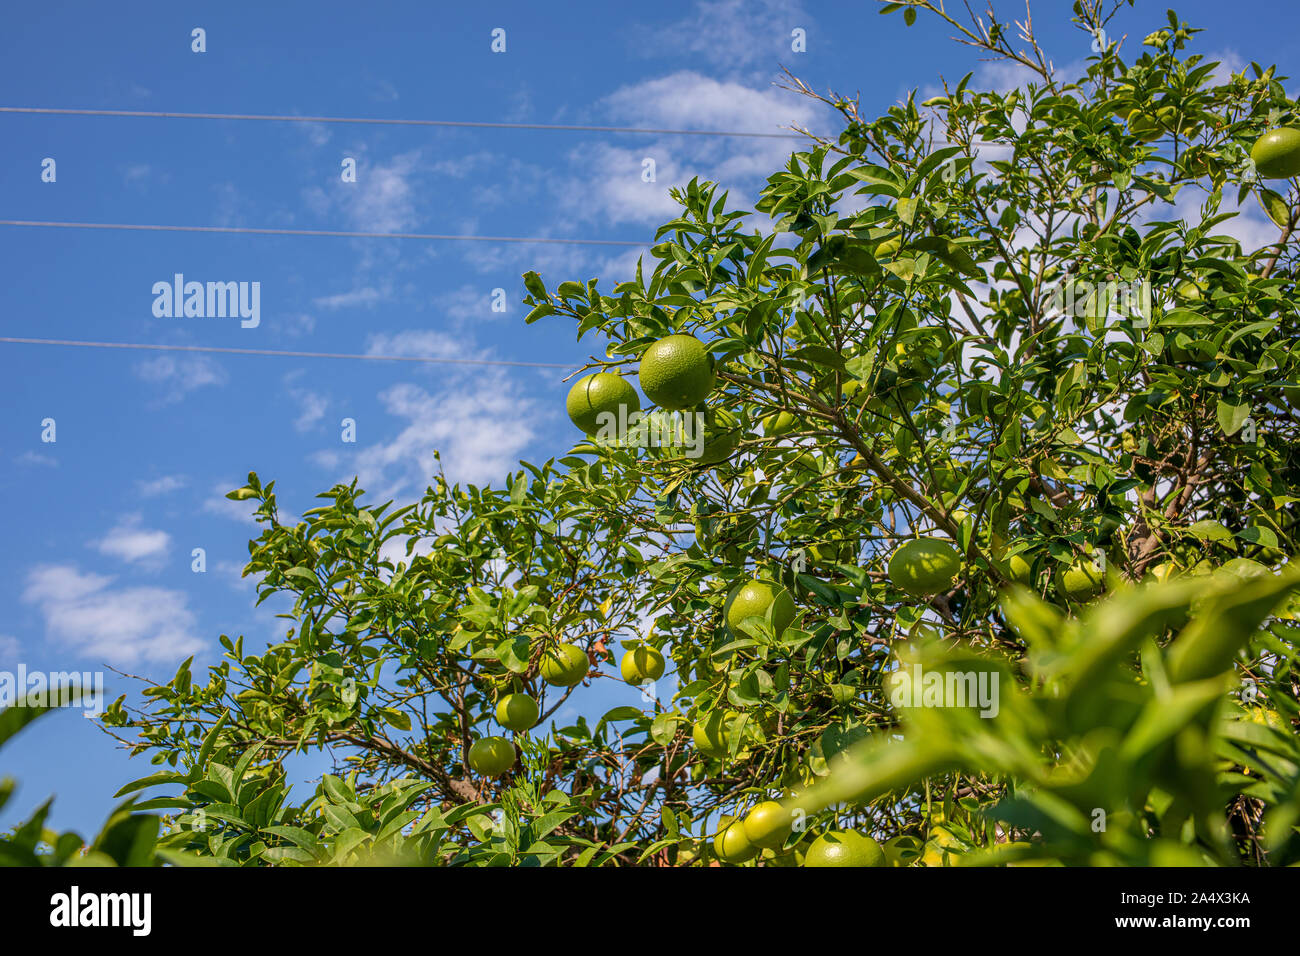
top-left (138, 474), bottom-right (186, 496)
top-left (0, 634), bottom-right (20, 660)
top-left (22, 564), bottom-right (205, 666)
top-left (202, 482), bottom-right (261, 525)
top-left (283, 372), bottom-right (328, 433)
top-left (312, 285), bottom-right (389, 310)
top-left (15, 450), bottom-right (57, 467)
top-left (133, 354), bottom-right (227, 404)
top-left (92, 514), bottom-right (170, 567)
top-left (635, 0), bottom-right (814, 76)
top-left (330, 150), bottom-right (423, 233)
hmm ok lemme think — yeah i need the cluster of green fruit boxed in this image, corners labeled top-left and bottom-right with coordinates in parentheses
top-left (713, 801), bottom-right (886, 867)
top-left (466, 641), bottom-right (668, 777)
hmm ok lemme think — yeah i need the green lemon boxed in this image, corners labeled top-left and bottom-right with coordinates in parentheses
top-left (638, 334), bottom-right (715, 410)
top-left (1251, 127), bottom-right (1300, 179)
top-left (565, 372), bottom-right (640, 435)
top-left (887, 538), bottom-right (961, 596)
top-left (803, 830), bottom-right (887, 867)
top-left (1175, 279), bottom-right (1203, 302)
top-left (494, 693), bottom-right (539, 731)
top-left (467, 736), bottom-right (516, 776)
top-left (714, 816), bottom-right (758, 863)
top-left (620, 646), bottom-right (665, 684)
top-left (742, 801), bottom-right (793, 849)
top-left (724, 579), bottom-right (796, 639)
top-left (539, 643), bottom-right (589, 686)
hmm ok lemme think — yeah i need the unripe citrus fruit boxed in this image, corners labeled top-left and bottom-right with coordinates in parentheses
top-left (692, 710), bottom-right (734, 758)
top-left (539, 643), bottom-right (589, 686)
top-left (714, 815), bottom-right (758, 863)
top-left (695, 408), bottom-right (743, 465)
top-left (1004, 552), bottom-right (1033, 583)
top-left (724, 579), bottom-right (796, 639)
top-left (620, 646), bottom-right (665, 684)
top-left (638, 334), bottom-right (715, 410)
top-left (804, 830), bottom-right (886, 867)
top-left (467, 736), bottom-right (515, 776)
top-left (565, 372), bottom-right (640, 435)
top-left (495, 693), bottom-right (539, 731)
top-left (1250, 127), bottom-right (1300, 179)
top-left (1057, 560), bottom-right (1103, 602)
top-left (742, 801), bottom-right (793, 849)
top-left (887, 538), bottom-right (961, 596)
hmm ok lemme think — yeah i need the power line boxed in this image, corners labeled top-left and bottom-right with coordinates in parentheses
top-left (0, 337), bottom-right (573, 369)
top-left (0, 106), bottom-right (807, 140)
top-left (0, 219), bottom-right (648, 246)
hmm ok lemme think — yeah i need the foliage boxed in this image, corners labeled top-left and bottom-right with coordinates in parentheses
top-left (16, 1), bottom-right (1298, 865)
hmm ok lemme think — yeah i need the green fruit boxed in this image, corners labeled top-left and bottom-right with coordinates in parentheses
top-left (714, 816), bottom-right (758, 863)
top-left (803, 830), bottom-right (886, 867)
top-left (695, 409), bottom-right (743, 465)
top-left (762, 410), bottom-right (799, 436)
top-left (1175, 279), bottom-right (1203, 302)
top-left (638, 334), bottom-right (715, 410)
top-left (467, 736), bottom-right (515, 776)
top-left (887, 539), bottom-right (961, 596)
top-left (742, 801), bottom-right (793, 849)
top-left (1058, 560), bottom-right (1104, 602)
top-left (539, 643), bottom-right (589, 687)
top-left (1004, 552), bottom-right (1033, 584)
top-left (693, 711), bottom-right (734, 758)
top-left (724, 579), bottom-right (796, 639)
top-left (494, 693), bottom-right (539, 731)
top-left (565, 372), bottom-right (640, 435)
top-left (1251, 127), bottom-right (1300, 179)
top-left (620, 647), bottom-right (665, 684)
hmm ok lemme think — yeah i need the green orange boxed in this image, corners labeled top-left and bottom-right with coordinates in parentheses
top-left (1057, 560), bottom-right (1104, 602)
top-left (1251, 127), bottom-right (1300, 179)
top-left (724, 579), bottom-right (796, 639)
top-left (714, 815), bottom-right (758, 863)
top-left (620, 646), bottom-right (665, 684)
top-left (494, 693), bottom-right (539, 731)
top-left (638, 334), bottom-right (715, 410)
top-left (742, 801), bottom-right (793, 849)
top-left (887, 538), bottom-right (961, 596)
top-left (565, 372), bottom-right (640, 435)
top-left (803, 830), bottom-right (887, 867)
top-left (467, 736), bottom-right (516, 776)
top-left (539, 643), bottom-right (589, 686)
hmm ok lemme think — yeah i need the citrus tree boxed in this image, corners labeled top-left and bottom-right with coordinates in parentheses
top-left (65, 0), bottom-right (1300, 866)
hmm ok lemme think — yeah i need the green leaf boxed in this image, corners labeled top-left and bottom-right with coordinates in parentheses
top-left (896, 197), bottom-right (919, 226)
top-left (1257, 187), bottom-right (1292, 229)
top-left (1216, 399), bottom-right (1251, 436)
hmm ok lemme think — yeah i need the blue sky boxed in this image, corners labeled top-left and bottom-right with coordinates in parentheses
top-left (1, 0), bottom-right (1297, 836)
